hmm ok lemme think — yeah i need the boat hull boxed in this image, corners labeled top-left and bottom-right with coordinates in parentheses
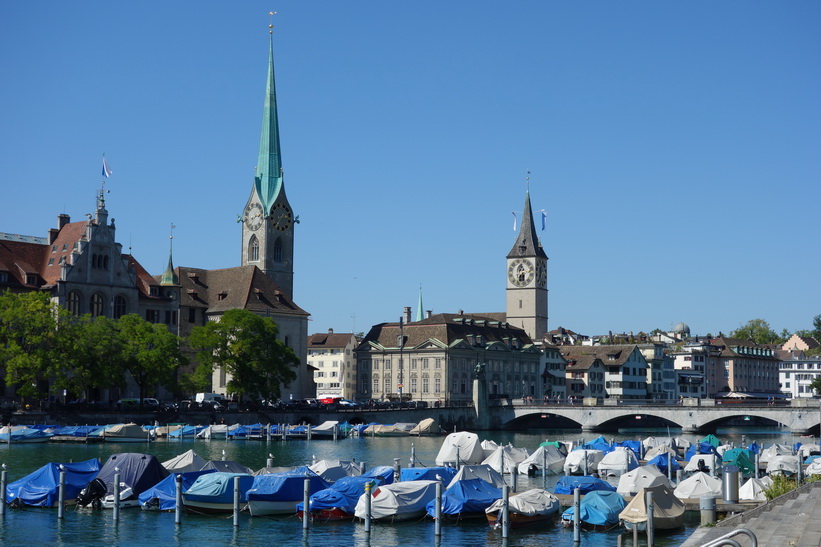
top-left (183, 500), bottom-right (246, 515)
top-left (487, 511), bottom-right (556, 528)
top-left (247, 499), bottom-right (301, 516)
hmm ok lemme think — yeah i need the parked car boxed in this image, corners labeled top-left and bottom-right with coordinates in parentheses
top-left (338, 399), bottom-right (361, 408)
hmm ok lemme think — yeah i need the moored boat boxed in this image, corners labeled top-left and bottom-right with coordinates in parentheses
top-left (246, 469), bottom-right (330, 516)
top-left (619, 484), bottom-right (685, 531)
top-left (485, 488), bottom-right (561, 528)
top-left (6, 458), bottom-right (101, 508)
top-left (354, 480), bottom-right (439, 521)
top-left (561, 490), bottom-right (627, 531)
top-left (182, 472), bottom-right (254, 515)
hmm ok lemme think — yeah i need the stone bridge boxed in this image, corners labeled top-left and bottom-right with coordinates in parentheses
top-left (484, 399), bottom-right (821, 434)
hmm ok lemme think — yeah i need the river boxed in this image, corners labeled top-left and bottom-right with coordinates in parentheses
top-left (0, 425), bottom-right (809, 546)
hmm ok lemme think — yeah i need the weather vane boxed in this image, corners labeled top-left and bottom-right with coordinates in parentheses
top-left (269, 11), bottom-right (276, 34)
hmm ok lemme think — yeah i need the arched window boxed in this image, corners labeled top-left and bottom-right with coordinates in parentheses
top-left (103, 255), bottom-right (109, 269)
top-left (113, 295), bottom-right (127, 318)
top-left (67, 291), bottom-right (81, 316)
top-left (273, 237), bottom-right (283, 263)
top-left (90, 293), bottom-right (105, 317)
top-left (248, 235), bottom-right (260, 262)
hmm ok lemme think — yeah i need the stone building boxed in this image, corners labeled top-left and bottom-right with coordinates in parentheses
top-left (307, 329), bottom-right (360, 400)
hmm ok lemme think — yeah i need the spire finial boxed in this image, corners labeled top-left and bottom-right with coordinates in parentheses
top-left (269, 11), bottom-right (276, 35)
top-left (526, 169), bottom-right (531, 191)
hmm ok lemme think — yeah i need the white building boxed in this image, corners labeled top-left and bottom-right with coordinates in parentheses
top-left (779, 354), bottom-right (821, 398)
top-left (307, 330), bottom-right (359, 400)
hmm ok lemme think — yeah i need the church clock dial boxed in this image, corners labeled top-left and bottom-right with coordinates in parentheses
top-left (271, 203), bottom-right (292, 232)
top-left (244, 202), bottom-right (263, 231)
top-left (508, 258), bottom-right (534, 287)
top-left (535, 261), bottom-right (546, 288)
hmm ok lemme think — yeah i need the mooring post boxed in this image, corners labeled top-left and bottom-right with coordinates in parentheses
top-left (754, 453), bottom-right (760, 479)
top-left (542, 448), bottom-right (548, 489)
top-left (113, 468), bottom-right (121, 522)
top-left (410, 443), bottom-right (416, 468)
top-left (364, 481), bottom-right (372, 533)
top-left (434, 479), bottom-right (442, 537)
top-left (510, 465), bottom-right (518, 493)
top-left (667, 452), bottom-right (673, 482)
top-left (0, 465), bottom-right (6, 517)
top-left (393, 458), bottom-right (401, 482)
top-left (266, 423), bottom-right (271, 443)
top-left (501, 484), bottom-right (510, 539)
top-left (573, 487), bottom-right (581, 543)
top-left (583, 451), bottom-right (589, 476)
top-left (646, 490), bottom-right (655, 546)
top-left (233, 475), bottom-right (240, 527)
top-left (359, 461), bottom-right (367, 474)
top-left (302, 476), bottom-right (310, 530)
top-left (57, 466), bottom-right (65, 520)
top-left (266, 453), bottom-right (274, 468)
top-left (175, 474), bottom-right (183, 525)
top-left (307, 424), bottom-right (312, 441)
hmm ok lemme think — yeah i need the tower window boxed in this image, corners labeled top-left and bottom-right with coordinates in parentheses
top-left (90, 293), bottom-right (105, 317)
top-left (273, 238), bottom-right (283, 263)
top-left (67, 291), bottom-right (81, 315)
top-left (248, 235), bottom-right (260, 262)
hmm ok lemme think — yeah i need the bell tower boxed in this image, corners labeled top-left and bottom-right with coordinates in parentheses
top-left (505, 189), bottom-right (548, 341)
top-left (241, 23), bottom-right (295, 299)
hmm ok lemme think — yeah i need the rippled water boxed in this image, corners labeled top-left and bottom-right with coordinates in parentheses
top-left (0, 426), bottom-right (807, 546)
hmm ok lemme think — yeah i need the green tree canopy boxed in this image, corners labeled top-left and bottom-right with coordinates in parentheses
top-left (188, 309), bottom-right (298, 402)
top-left (729, 319), bottom-right (783, 345)
top-left (55, 314), bottom-right (125, 399)
top-left (117, 314), bottom-right (185, 404)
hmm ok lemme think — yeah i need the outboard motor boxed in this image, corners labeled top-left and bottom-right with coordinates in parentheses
top-left (697, 459), bottom-right (710, 474)
top-left (527, 464), bottom-right (538, 477)
top-left (77, 477), bottom-right (107, 509)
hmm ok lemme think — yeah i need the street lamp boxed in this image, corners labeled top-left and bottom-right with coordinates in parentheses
top-left (398, 317), bottom-right (404, 403)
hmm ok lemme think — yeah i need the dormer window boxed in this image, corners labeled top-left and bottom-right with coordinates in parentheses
top-left (149, 286), bottom-right (159, 296)
top-left (218, 291), bottom-right (227, 301)
top-left (26, 275), bottom-right (37, 285)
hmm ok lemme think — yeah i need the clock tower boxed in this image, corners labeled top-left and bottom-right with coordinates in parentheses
top-left (241, 28), bottom-right (295, 300)
top-left (506, 190), bottom-right (548, 341)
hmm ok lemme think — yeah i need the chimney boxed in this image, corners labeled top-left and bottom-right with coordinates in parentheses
top-left (403, 306), bottom-right (412, 324)
top-left (48, 228), bottom-right (59, 244)
top-left (58, 214), bottom-right (70, 228)
top-left (426, 310), bottom-right (432, 319)
top-left (328, 328), bottom-right (334, 334)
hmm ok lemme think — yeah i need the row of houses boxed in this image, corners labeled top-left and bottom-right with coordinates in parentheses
top-left (307, 319), bottom-right (821, 404)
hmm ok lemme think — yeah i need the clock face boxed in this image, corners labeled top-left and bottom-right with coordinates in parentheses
top-left (271, 203), bottom-right (292, 232)
top-left (508, 258), bottom-right (534, 287)
top-left (244, 202), bottom-right (263, 231)
top-left (535, 260), bottom-right (546, 288)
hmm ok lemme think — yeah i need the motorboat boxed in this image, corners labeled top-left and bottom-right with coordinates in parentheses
top-left (616, 466), bottom-right (671, 497)
top-left (77, 453), bottom-right (168, 509)
top-left (486, 488), bottom-right (560, 528)
top-left (673, 471), bottom-right (722, 499)
top-left (139, 469), bottom-right (215, 511)
top-left (758, 443), bottom-right (792, 464)
top-left (766, 455), bottom-right (800, 476)
top-left (722, 448), bottom-right (756, 476)
top-left (199, 459), bottom-right (254, 475)
top-left (619, 484), bottom-right (685, 531)
top-left (435, 431), bottom-right (486, 466)
top-left (517, 445), bottom-right (565, 476)
top-left (409, 418), bottom-right (441, 436)
top-left (563, 449), bottom-right (604, 475)
top-left (481, 445), bottom-right (530, 475)
top-left (426, 478), bottom-right (502, 520)
top-left (597, 447), bottom-right (639, 477)
top-left (684, 454), bottom-right (719, 475)
top-left (308, 459), bottom-right (360, 483)
top-left (308, 420), bottom-right (345, 439)
top-left (399, 466), bottom-right (457, 483)
top-left (196, 423), bottom-right (240, 440)
top-left (554, 475), bottom-right (615, 496)
top-left (182, 472), bottom-right (254, 514)
top-left (561, 490), bottom-right (627, 531)
top-left (362, 423), bottom-right (416, 437)
top-left (97, 423), bottom-right (151, 443)
top-left (446, 465), bottom-right (506, 490)
top-left (162, 450), bottom-right (207, 474)
top-left (0, 427), bottom-right (52, 444)
top-left (739, 476), bottom-right (773, 501)
top-left (6, 458), bottom-right (100, 508)
top-left (354, 480), bottom-right (439, 521)
top-left (297, 476), bottom-right (380, 520)
top-left (246, 469), bottom-right (330, 516)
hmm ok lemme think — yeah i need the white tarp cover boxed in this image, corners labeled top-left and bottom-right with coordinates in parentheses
top-left (563, 449), bottom-right (604, 475)
top-left (619, 484), bottom-right (684, 529)
top-left (517, 445), bottom-right (566, 476)
top-left (435, 432), bottom-right (485, 466)
top-left (481, 445), bottom-right (530, 474)
top-left (643, 445), bottom-right (677, 461)
top-left (684, 454), bottom-right (719, 473)
top-left (409, 418), bottom-right (438, 435)
top-left (759, 443), bottom-right (792, 464)
top-left (642, 437), bottom-right (676, 451)
top-left (674, 437), bottom-right (692, 451)
top-left (354, 480), bottom-right (438, 520)
top-left (309, 460), bottom-right (360, 483)
top-left (673, 471), bottom-right (722, 499)
top-left (311, 421), bottom-right (340, 434)
top-left (807, 459), bottom-right (821, 476)
top-left (616, 466), bottom-right (672, 496)
top-left (766, 455), bottom-right (799, 476)
top-left (196, 424), bottom-right (240, 439)
top-left (481, 440), bottom-right (500, 459)
top-left (598, 447), bottom-right (639, 476)
top-left (739, 476), bottom-right (773, 501)
top-left (162, 449), bottom-right (207, 474)
top-left (485, 488), bottom-right (560, 518)
top-left (446, 465), bottom-right (506, 489)
top-left (799, 444), bottom-right (821, 459)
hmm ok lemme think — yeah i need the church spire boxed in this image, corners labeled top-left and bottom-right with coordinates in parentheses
top-left (160, 224), bottom-right (179, 286)
top-left (254, 19), bottom-right (284, 215)
top-left (415, 285), bottom-right (424, 322)
top-left (507, 190), bottom-right (547, 259)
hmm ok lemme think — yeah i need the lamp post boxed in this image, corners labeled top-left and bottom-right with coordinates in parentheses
top-left (398, 317), bottom-right (404, 403)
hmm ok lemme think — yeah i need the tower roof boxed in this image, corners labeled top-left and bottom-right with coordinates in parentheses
top-left (507, 190), bottom-right (547, 259)
top-left (160, 236), bottom-right (179, 286)
top-left (254, 32), bottom-right (284, 214)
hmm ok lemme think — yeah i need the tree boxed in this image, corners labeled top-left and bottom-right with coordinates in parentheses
top-left (188, 309), bottom-right (298, 403)
top-left (55, 315), bottom-right (124, 400)
top-left (729, 319), bottom-right (783, 345)
top-left (0, 291), bottom-right (64, 399)
top-left (117, 314), bottom-right (185, 405)
top-left (810, 375), bottom-right (821, 396)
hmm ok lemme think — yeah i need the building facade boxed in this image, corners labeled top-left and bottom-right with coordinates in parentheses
top-left (779, 353), bottom-right (821, 399)
top-left (307, 329), bottom-right (359, 400)
top-left (561, 345), bottom-right (648, 400)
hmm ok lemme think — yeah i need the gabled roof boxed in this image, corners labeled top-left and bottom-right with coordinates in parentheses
top-left (560, 344), bottom-right (644, 368)
top-left (308, 332), bottom-right (357, 349)
top-left (564, 355), bottom-right (605, 371)
top-left (177, 265), bottom-right (307, 317)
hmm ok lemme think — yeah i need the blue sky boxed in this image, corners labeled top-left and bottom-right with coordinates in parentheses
top-left (1, 2), bottom-right (819, 338)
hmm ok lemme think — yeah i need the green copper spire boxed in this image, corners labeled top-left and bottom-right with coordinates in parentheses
top-left (415, 286), bottom-right (424, 322)
top-left (254, 31), bottom-right (284, 215)
top-left (160, 229), bottom-right (179, 286)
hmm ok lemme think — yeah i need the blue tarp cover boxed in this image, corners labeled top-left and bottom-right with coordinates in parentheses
top-left (613, 440), bottom-right (641, 458)
top-left (296, 476), bottom-right (375, 513)
top-left (645, 455), bottom-right (680, 474)
top-left (399, 466), bottom-right (457, 483)
top-left (246, 470), bottom-right (330, 502)
top-left (96, 453), bottom-right (169, 499)
top-left (561, 490), bottom-right (627, 527)
top-left (138, 470), bottom-right (215, 511)
top-left (5, 458), bottom-right (101, 507)
top-left (686, 442), bottom-right (719, 461)
top-left (554, 476), bottom-right (616, 495)
top-left (184, 472), bottom-right (254, 503)
top-left (429, 478), bottom-right (502, 517)
top-left (362, 465), bottom-right (395, 485)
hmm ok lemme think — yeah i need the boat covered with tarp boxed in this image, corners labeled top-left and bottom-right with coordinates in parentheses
top-left (481, 445), bottom-right (530, 475)
top-left (616, 466), bottom-right (671, 497)
top-left (554, 475), bottom-right (615, 495)
top-left (684, 454), bottom-right (719, 474)
top-left (561, 490), bottom-right (627, 531)
top-left (297, 476), bottom-right (383, 520)
top-left (435, 432), bottom-right (485, 466)
top-left (200, 459), bottom-right (254, 475)
top-left (446, 465), bottom-right (506, 490)
top-left (563, 449), bottom-right (604, 475)
top-left (6, 458), bottom-right (101, 507)
top-left (597, 447), bottom-right (639, 476)
top-left (183, 471), bottom-right (254, 514)
top-left (308, 460), bottom-right (360, 483)
top-left (409, 418), bottom-right (440, 436)
top-left (517, 445), bottom-right (566, 476)
top-left (400, 466), bottom-right (457, 483)
top-left (162, 450), bottom-right (207, 474)
top-left (0, 427), bottom-right (53, 443)
top-left (486, 488), bottom-right (560, 528)
top-left (97, 423), bottom-right (150, 443)
top-left (766, 455), bottom-right (799, 476)
top-left (139, 469), bottom-right (215, 511)
top-left (722, 448), bottom-right (756, 476)
top-left (619, 484), bottom-right (684, 531)
top-left (354, 480), bottom-right (439, 521)
top-left (673, 471), bottom-right (722, 499)
top-left (426, 478), bottom-right (502, 519)
top-left (247, 468), bottom-right (330, 516)
top-left (77, 453), bottom-right (168, 509)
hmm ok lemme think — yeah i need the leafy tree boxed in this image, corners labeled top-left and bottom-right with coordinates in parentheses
top-left (810, 375), bottom-right (821, 396)
top-left (729, 319), bottom-right (783, 345)
top-left (117, 314), bottom-right (185, 405)
top-left (55, 315), bottom-right (124, 400)
top-left (0, 291), bottom-right (64, 398)
top-left (189, 309), bottom-right (298, 403)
